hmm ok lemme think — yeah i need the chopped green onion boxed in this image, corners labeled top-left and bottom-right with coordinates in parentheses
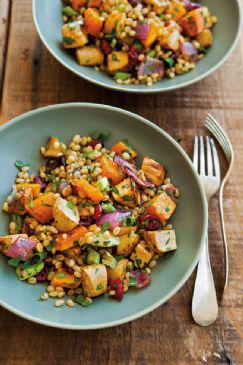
top-left (63, 36), bottom-right (74, 45)
top-left (62, 6), bottom-right (78, 17)
top-left (96, 177), bottom-right (109, 192)
top-left (75, 295), bottom-right (92, 307)
top-left (114, 72), bottom-right (131, 81)
top-left (164, 57), bottom-right (175, 67)
top-left (8, 256), bottom-right (22, 268)
top-left (148, 50), bottom-right (156, 58)
top-left (15, 160), bottom-right (29, 169)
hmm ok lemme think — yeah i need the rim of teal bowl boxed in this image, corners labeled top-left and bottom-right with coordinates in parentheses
top-left (32, 0), bottom-right (243, 94)
top-left (0, 103), bottom-right (208, 329)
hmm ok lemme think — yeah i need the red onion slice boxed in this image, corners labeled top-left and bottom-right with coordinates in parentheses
top-left (6, 236), bottom-right (36, 260)
top-left (129, 270), bottom-right (152, 288)
top-left (114, 155), bottom-right (154, 188)
top-left (97, 210), bottom-right (131, 230)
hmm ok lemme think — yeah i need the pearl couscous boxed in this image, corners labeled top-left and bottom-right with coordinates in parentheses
top-left (61, 0), bottom-right (216, 85)
top-left (0, 131), bottom-right (179, 306)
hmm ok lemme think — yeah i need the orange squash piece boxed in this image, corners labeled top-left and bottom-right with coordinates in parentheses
top-left (71, 179), bottom-right (104, 203)
top-left (118, 226), bottom-right (137, 236)
top-left (55, 226), bottom-right (88, 251)
top-left (70, 0), bottom-right (86, 11)
top-left (51, 269), bottom-right (81, 288)
top-left (141, 21), bottom-right (158, 48)
top-left (16, 184), bottom-right (41, 198)
top-left (12, 187), bottom-right (33, 215)
top-left (88, 0), bottom-right (102, 7)
top-left (84, 8), bottom-right (103, 37)
top-left (25, 192), bottom-right (56, 224)
top-left (111, 140), bottom-right (137, 159)
top-left (107, 51), bottom-right (129, 73)
top-left (99, 156), bottom-right (125, 184)
top-left (181, 8), bottom-right (205, 36)
top-left (145, 192), bottom-right (176, 222)
top-left (166, 2), bottom-right (186, 21)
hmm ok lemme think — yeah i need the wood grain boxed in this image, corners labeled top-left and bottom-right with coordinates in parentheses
top-left (0, 0), bottom-right (11, 96)
top-left (0, 0), bottom-right (243, 364)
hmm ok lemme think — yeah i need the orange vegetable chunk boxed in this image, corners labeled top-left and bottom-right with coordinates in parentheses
top-left (71, 178), bottom-right (104, 203)
top-left (84, 8), bottom-right (103, 37)
top-left (145, 192), bottom-right (176, 222)
top-left (99, 156), bottom-right (125, 184)
top-left (181, 8), bottom-right (205, 36)
top-left (51, 269), bottom-right (81, 288)
top-left (55, 226), bottom-right (88, 251)
top-left (25, 192), bottom-right (56, 224)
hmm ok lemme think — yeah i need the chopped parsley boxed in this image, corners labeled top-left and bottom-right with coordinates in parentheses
top-left (15, 160), bottom-right (29, 169)
top-left (8, 256), bottom-right (22, 267)
top-left (63, 36), bottom-right (74, 45)
top-left (128, 276), bottom-right (138, 286)
top-left (28, 199), bottom-right (34, 208)
top-left (134, 259), bottom-right (142, 268)
top-left (101, 221), bottom-right (110, 233)
top-left (112, 54), bottom-right (119, 62)
top-left (75, 295), bottom-right (92, 307)
top-left (56, 272), bottom-right (66, 279)
top-left (164, 57), bottom-right (175, 68)
top-left (67, 201), bottom-right (77, 216)
top-left (96, 283), bottom-right (103, 290)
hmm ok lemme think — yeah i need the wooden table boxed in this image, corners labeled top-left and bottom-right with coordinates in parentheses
top-left (0, 1), bottom-right (243, 364)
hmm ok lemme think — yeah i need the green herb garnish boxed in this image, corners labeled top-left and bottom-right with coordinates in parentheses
top-left (101, 221), bottom-right (110, 233)
top-left (15, 160), bottom-right (29, 169)
top-left (62, 6), bottom-right (78, 16)
top-left (8, 256), bottom-right (22, 267)
top-left (90, 130), bottom-right (111, 141)
top-left (56, 272), bottom-right (66, 279)
top-left (114, 72), bottom-right (131, 81)
top-left (75, 295), bottom-right (92, 307)
top-left (128, 276), bottom-right (138, 286)
top-left (63, 36), bottom-right (74, 45)
top-left (164, 57), bottom-right (175, 68)
top-left (67, 201), bottom-right (77, 216)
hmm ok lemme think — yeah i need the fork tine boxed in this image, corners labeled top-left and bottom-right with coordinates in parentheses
top-left (199, 136), bottom-right (205, 175)
top-left (205, 114), bottom-right (233, 162)
top-left (193, 136), bottom-right (199, 171)
top-left (206, 136), bottom-right (213, 176)
top-left (206, 121), bottom-right (231, 159)
top-left (205, 116), bottom-right (231, 156)
top-left (210, 138), bottom-right (220, 179)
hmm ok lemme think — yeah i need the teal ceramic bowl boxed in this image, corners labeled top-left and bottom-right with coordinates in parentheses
top-left (0, 103), bottom-right (207, 329)
top-left (32, 0), bottom-right (242, 93)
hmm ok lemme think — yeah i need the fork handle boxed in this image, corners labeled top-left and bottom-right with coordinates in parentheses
top-left (219, 183), bottom-right (229, 291)
top-left (192, 236), bottom-right (218, 326)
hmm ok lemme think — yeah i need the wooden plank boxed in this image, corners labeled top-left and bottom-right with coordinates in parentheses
top-left (0, 0), bottom-right (243, 364)
top-left (0, 0), bottom-right (11, 96)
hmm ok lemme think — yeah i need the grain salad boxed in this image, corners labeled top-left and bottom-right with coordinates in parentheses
top-left (0, 131), bottom-right (179, 306)
top-left (61, 0), bottom-right (216, 86)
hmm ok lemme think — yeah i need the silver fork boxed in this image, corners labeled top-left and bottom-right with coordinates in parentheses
top-left (192, 136), bottom-right (220, 326)
top-left (205, 113), bottom-right (234, 291)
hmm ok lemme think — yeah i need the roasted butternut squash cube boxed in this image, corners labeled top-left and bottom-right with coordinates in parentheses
top-left (166, 1), bottom-right (186, 21)
top-left (111, 139), bottom-right (137, 159)
top-left (62, 23), bottom-right (88, 49)
top-left (145, 192), bottom-right (176, 222)
top-left (141, 156), bottom-right (165, 186)
top-left (42, 136), bottom-right (66, 157)
top-left (51, 269), bottom-right (81, 288)
top-left (141, 21), bottom-right (158, 48)
top-left (130, 241), bottom-right (154, 268)
top-left (84, 8), bottom-right (103, 37)
top-left (118, 226), bottom-right (137, 236)
top-left (70, 0), bottom-right (86, 11)
top-left (99, 156), bottom-right (125, 184)
top-left (107, 258), bottom-right (128, 282)
top-left (16, 184), bottom-right (41, 198)
top-left (112, 177), bottom-right (138, 208)
top-left (81, 264), bottom-right (107, 297)
top-left (107, 51), bottom-right (129, 73)
top-left (104, 12), bottom-right (126, 38)
top-left (71, 178), bottom-right (105, 203)
top-left (144, 229), bottom-right (177, 253)
top-left (76, 46), bottom-right (104, 66)
top-left (116, 233), bottom-right (140, 256)
top-left (159, 23), bottom-right (181, 51)
top-left (181, 8), bottom-right (205, 36)
top-left (25, 192), bottom-right (56, 224)
top-left (54, 226), bottom-right (87, 251)
top-left (196, 29), bottom-right (213, 48)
